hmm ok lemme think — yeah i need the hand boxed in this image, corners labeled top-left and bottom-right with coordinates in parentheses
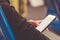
top-left (45, 28), bottom-right (49, 31)
top-left (28, 20), bottom-right (42, 27)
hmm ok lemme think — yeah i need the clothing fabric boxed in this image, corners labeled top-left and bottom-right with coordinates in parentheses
top-left (0, 1), bottom-right (50, 40)
top-left (45, 0), bottom-right (60, 35)
top-left (45, 0), bottom-right (60, 20)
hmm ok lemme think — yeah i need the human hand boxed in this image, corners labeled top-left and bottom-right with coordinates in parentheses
top-left (28, 20), bottom-right (42, 27)
top-left (28, 20), bottom-right (49, 31)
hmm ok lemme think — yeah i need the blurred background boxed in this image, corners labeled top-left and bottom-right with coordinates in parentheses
top-left (10, 0), bottom-right (46, 19)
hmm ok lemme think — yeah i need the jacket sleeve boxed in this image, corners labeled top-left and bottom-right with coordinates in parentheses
top-left (2, 5), bottom-right (50, 40)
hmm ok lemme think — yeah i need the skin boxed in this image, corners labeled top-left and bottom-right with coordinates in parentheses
top-left (28, 20), bottom-right (42, 27)
top-left (28, 20), bottom-right (48, 31)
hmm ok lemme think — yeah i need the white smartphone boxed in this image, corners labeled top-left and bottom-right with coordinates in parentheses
top-left (36, 15), bottom-right (56, 32)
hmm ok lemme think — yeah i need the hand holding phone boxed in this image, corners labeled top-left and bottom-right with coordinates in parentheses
top-left (36, 15), bottom-right (56, 32)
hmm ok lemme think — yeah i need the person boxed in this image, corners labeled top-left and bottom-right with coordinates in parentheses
top-left (0, 0), bottom-right (50, 40)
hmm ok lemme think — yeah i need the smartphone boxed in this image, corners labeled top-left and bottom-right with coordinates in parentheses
top-left (36, 15), bottom-right (56, 32)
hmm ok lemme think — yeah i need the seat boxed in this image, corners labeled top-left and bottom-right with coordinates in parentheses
top-left (0, 6), bottom-right (15, 40)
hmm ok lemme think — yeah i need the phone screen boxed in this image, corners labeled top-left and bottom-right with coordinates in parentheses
top-left (36, 15), bottom-right (56, 32)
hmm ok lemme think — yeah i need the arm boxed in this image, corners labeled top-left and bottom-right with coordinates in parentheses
top-left (2, 5), bottom-right (50, 40)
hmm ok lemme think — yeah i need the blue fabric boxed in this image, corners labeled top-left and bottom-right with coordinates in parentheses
top-left (0, 6), bottom-right (15, 40)
top-left (0, 28), bottom-right (6, 40)
top-left (45, 0), bottom-right (60, 34)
